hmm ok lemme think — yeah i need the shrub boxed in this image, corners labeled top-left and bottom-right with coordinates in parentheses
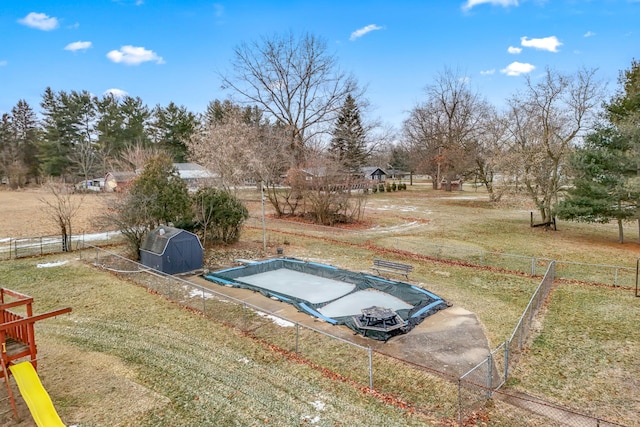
top-left (192, 187), bottom-right (249, 246)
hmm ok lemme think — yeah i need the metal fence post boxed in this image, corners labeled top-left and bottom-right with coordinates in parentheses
top-left (457, 378), bottom-right (463, 426)
top-left (243, 303), bottom-right (247, 331)
top-left (504, 341), bottom-right (510, 381)
top-left (295, 323), bottom-right (299, 354)
top-left (531, 257), bottom-right (536, 276)
top-left (486, 353), bottom-right (493, 397)
top-left (368, 347), bottom-right (373, 390)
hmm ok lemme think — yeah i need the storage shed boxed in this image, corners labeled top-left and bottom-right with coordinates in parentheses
top-left (140, 226), bottom-right (203, 274)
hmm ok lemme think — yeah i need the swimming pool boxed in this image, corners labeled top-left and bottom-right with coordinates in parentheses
top-left (203, 257), bottom-right (448, 340)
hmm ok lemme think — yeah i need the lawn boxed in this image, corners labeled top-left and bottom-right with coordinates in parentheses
top-left (0, 183), bottom-right (638, 426)
top-left (0, 256), bottom-right (441, 426)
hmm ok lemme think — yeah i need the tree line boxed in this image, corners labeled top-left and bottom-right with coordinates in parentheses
top-left (1, 30), bottom-right (639, 240)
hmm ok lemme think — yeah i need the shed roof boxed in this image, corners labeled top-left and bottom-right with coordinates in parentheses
top-left (140, 226), bottom-right (198, 255)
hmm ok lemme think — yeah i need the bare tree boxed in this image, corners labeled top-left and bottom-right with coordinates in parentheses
top-left (472, 109), bottom-right (510, 201)
top-left (505, 67), bottom-right (604, 225)
top-left (403, 67), bottom-right (491, 190)
top-left (110, 142), bottom-right (163, 172)
top-left (220, 31), bottom-right (360, 165)
top-left (40, 180), bottom-right (84, 251)
top-left (188, 112), bottom-right (262, 192)
top-left (287, 156), bottom-right (369, 225)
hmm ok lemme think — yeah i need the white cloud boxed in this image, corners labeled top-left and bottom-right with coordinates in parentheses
top-left (64, 41), bottom-right (92, 52)
top-left (501, 62), bottom-right (535, 76)
top-left (103, 88), bottom-right (128, 98)
top-left (507, 46), bottom-right (522, 54)
top-left (520, 36), bottom-right (562, 52)
top-left (480, 69), bottom-right (495, 75)
top-left (350, 24), bottom-right (383, 41)
top-left (106, 45), bottom-right (165, 65)
top-left (18, 12), bottom-right (59, 31)
top-left (584, 31), bottom-right (596, 38)
top-left (462, 0), bottom-right (518, 11)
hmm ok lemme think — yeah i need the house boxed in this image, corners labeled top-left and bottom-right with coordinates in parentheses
top-left (385, 168), bottom-right (411, 181)
top-left (361, 167), bottom-right (387, 181)
top-left (105, 163), bottom-right (216, 193)
top-left (75, 178), bottom-right (105, 192)
top-left (139, 226), bottom-right (203, 275)
top-left (104, 171), bottom-right (137, 192)
top-left (173, 163), bottom-right (218, 191)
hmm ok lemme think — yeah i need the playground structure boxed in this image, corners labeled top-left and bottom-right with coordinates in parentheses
top-left (0, 288), bottom-right (71, 425)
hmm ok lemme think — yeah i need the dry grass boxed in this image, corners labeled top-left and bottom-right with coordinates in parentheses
top-left (0, 184), bottom-right (638, 425)
top-left (0, 255), bottom-right (440, 426)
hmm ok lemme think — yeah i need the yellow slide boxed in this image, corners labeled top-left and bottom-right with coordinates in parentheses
top-left (9, 361), bottom-right (65, 427)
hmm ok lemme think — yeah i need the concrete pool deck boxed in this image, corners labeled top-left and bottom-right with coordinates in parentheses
top-left (189, 274), bottom-right (492, 377)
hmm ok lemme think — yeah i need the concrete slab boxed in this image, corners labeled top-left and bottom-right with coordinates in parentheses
top-left (189, 275), bottom-right (491, 377)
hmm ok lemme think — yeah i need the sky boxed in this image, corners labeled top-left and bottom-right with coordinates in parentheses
top-left (2, 0), bottom-right (639, 130)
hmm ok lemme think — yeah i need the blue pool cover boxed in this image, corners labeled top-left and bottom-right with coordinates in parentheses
top-left (203, 257), bottom-right (449, 341)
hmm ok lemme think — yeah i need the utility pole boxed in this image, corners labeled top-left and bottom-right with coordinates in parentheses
top-left (261, 181), bottom-right (266, 252)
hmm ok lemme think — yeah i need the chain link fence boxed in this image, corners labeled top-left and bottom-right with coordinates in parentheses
top-left (0, 231), bottom-right (124, 260)
top-left (246, 216), bottom-right (638, 289)
top-left (81, 245), bottom-right (626, 426)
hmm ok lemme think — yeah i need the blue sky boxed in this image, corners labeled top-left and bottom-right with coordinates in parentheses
top-left (2, 0), bottom-right (639, 129)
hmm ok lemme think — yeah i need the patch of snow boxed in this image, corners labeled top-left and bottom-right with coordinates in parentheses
top-left (255, 311), bottom-right (294, 328)
top-left (373, 204), bottom-right (419, 212)
top-left (302, 415), bottom-right (321, 424)
top-left (183, 285), bottom-right (214, 299)
top-left (36, 260), bottom-right (68, 268)
top-left (310, 400), bottom-right (326, 411)
top-left (367, 221), bottom-right (423, 233)
top-left (237, 357), bottom-right (250, 364)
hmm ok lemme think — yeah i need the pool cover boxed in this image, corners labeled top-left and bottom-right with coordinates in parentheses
top-left (203, 257), bottom-right (449, 341)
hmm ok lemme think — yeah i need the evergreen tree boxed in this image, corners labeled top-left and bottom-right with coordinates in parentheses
top-left (555, 126), bottom-right (636, 243)
top-left (129, 153), bottom-right (192, 227)
top-left (192, 187), bottom-right (249, 246)
top-left (329, 94), bottom-right (367, 173)
top-left (39, 87), bottom-right (72, 177)
top-left (10, 100), bottom-right (41, 182)
top-left (39, 88), bottom-right (97, 179)
top-left (204, 99), bottom-right (262, 127)
top-left (151, 102), bottom-right (198, 162)
top-left (95, 94), bottom-right (127, 164)
top-left (555, 60), bottom-right (640, 242)
top-left (120, 96), bottom-right (151, 147)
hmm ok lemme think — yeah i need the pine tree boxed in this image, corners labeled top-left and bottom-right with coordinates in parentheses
top-left (10, 100), bottom-right (41, 182)
top-left (555, 60), bottom-right (640, 243)
top-left (555, 126), bottom-right (636, 243)
top-left (150, 102), bottom-right (198, 163)
top-left (329, 94), bottom-right (367, 173)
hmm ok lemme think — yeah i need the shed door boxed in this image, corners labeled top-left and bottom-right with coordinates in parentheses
top-left (169, 236), bottom-right (198, 273)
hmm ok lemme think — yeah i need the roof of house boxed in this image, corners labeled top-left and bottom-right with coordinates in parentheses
top-left (106, 171), bottom-right (137, 182)
top-left (173, 163), bottom-right (217, 180)
top-left (361, 167), bottom-right (387, 176)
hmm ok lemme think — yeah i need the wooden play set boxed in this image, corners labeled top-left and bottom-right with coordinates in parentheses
top-left (0, 288), bottom-right (71, 423)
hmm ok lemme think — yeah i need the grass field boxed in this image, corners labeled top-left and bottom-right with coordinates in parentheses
top-left (0, 183), bottom-right (638, 426)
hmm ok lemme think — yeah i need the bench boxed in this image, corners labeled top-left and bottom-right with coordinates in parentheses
top-left (371, 259), bottom-right (412, 280)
